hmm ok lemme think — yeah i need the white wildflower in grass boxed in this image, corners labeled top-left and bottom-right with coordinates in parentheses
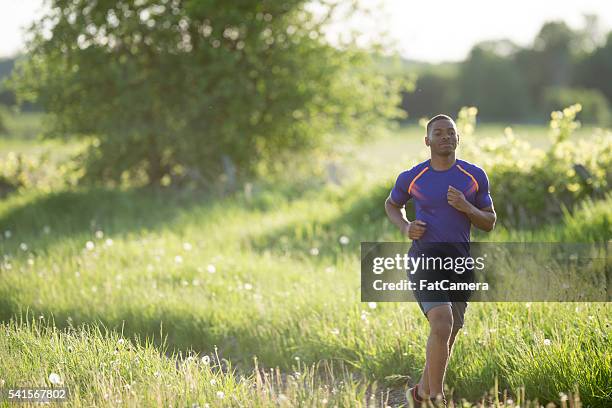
top-left (48, 372), bottom-right (62, 385)
top-left (216, 391), bottom-right (225, 399)
top-left (4, 230), bottom-right (11, 239)
top-left (85, 241), bottom-right (95, 250)
top-left (309, 247), bottom-right (319, 256)
top-left (330, 328), bottom-right (340, 335)
top-left (244, 283), bottom-right (253, 290)
top-left (192, 279), bottom-right (201, 286)
top-left (43, 225), bottom-right (51, 234)
top-left (105, 238), bottom-right (114, 247)
top-left (543, 338), bottom-right (552, 346)
top-left (201, 355), bottom-right (210, 365)
top-left (181, 279), bottom-right (188, 287)
top-left (368, 302), bottom-right (377, 309)
top-left (19, 242), bottom-right (28, 251)
top-left (27, 258), bottom-right (35, 266)
top-left (339, 235), bottom-right (350, 245)
top-left (153, 371), bottom-right (160, 378)
top-left (525, 302), bottom-right (531, 309)
top-left (183, 242), bottom-right (193, 251)
top-left (174, 255), bottom-right (183, 264)
top-left (210, 379), bottom-right (216, 386)
top-left (361, 311), bottom-right (368, 321)
top-left (117, 338), bottom-right (125, 346)
top-left (95, 230), bottom-right (104, 239)
top-left (559, 393), bottom-right (568, 402)
top-left (207, 264), bottom-right (216, 273)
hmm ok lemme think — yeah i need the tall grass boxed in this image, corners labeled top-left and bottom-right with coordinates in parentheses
top-left (1, 176), bottom-right (610, 406)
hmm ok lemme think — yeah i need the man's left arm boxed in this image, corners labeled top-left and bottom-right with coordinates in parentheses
top-left (447, 168), bottom-right (496, 232)
top-left (447, 186), bottom-right (496, 231)
top-left (467, 200), bottom-right (496, 232)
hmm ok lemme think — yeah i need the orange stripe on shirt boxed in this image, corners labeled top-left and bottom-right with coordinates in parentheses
top-left (408, 166), bottom-right (429, 195)
top-left (456, 164), bottom-right (479, 192)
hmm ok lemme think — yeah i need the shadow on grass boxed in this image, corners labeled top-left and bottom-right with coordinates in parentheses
top-left (0, 186), bottom-right (224, 253)
top-left (245, 180), bottom-right (415, 256)
top-left (0, 175), bottom-right (332, 254)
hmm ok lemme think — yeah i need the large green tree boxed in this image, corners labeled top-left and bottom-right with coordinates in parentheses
top-left (11, 0), bottom-right (405, 186)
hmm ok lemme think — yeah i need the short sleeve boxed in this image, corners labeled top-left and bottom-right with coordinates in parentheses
top-left (390, 171), bottom-right (413, 207)
top-left (475, 169), bottom-right (493, 209)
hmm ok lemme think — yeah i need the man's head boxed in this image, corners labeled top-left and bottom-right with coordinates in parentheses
top-left (425, 114), bottom-right (459, 156)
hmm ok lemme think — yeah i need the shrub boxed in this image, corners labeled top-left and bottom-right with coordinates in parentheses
top-left (0, 151), bottom-right (75, 197)
top-left (460, 104), bottom-right (611, 226)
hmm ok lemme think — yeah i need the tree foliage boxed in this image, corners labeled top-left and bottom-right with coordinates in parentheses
top-left (458, 43), bottom-right (530, 121)
top-left (402, 16), bottom-right (612, 123)
top-left (11, 0), bottom-right (406, 186)
top-left (575, 32), bottom-right (612, 106)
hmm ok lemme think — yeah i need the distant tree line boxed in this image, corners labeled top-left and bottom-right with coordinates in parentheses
top-left (401, 17), bottom-right (612, 125)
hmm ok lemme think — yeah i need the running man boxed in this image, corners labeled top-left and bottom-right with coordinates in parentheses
top-left (384, 114), bottom-right (496, 407)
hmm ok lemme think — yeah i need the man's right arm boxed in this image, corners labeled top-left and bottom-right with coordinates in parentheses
top-left (385, 195), bottom-right (427, 240)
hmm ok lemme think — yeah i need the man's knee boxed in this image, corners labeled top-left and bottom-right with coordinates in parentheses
top-left (427, 306), bottom-right (453, 341)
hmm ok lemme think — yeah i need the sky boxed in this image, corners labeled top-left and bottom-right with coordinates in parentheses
top-left (1, 0), bottom-right (611, 62)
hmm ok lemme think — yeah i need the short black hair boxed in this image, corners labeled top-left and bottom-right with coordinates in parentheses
top-left (426, 114), bottom-right (456, 136)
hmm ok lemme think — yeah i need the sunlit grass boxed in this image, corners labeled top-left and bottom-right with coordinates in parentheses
top-left (1, 176), bottom-right (610, 406)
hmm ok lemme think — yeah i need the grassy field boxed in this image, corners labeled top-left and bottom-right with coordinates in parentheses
top-left (0, 114), bottom-right (610, 407)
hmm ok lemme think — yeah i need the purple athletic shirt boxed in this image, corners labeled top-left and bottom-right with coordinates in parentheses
top-left (390, 158), bottom-right (493, 245)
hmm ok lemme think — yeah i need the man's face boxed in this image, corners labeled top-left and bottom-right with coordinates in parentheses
top-left (425, 119), bottom-right (459, 156)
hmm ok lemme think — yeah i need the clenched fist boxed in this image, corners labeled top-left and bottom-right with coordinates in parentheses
top-left (402, 220), bottom-right (427, 240)
top-left (447, 185), bottom-right (471, 213)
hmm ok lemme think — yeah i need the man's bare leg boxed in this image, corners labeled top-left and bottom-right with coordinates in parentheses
top-left (414, 305), bottom-right (453, 400)
top-left (417, 324), bottom-right (461, 398)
